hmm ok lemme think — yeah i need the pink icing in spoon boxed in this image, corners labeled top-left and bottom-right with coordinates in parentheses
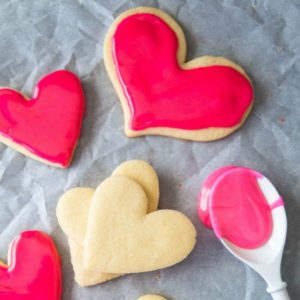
top-left (198, 167), bottom-right (284, 249)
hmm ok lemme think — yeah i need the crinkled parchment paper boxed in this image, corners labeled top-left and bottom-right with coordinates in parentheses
top-left (0, 0), bottom-right (299, 299)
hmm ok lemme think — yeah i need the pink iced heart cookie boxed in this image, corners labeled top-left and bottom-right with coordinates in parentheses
top-left (0, 70), bottom-right (85, 167)
top-left (0, 231), bottom-right (62, 300)
top-left (104, 7), bottom-right (254, 141)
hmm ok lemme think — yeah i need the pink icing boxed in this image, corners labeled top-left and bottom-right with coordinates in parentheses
top-left (198, 166), bottom-right (236, 229)
top-left (0, 231), bottom-right (62, 300)
top-left (198, 167), bottom-right (284, 249)
top-left (0, 70), bottom-right (84, 167)
top-left (112, 13), bottom-right (254, 131)
top-left (270, 197), bottom-right (284, 210)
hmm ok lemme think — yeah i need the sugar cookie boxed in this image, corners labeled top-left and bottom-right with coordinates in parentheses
top-left (0, 231), bottom-right (62, 300)
top-left (58, 186), bottom-right (123, 286)
top-left (112, 160), bottom-right (159, 212)
top-left (104, 7), bottom-right (254, 141)
top-left (57, 160), bottom-right (160, 286)
top-left (138, 295), bottom-right (167, 300)
top-left (84, 175), bottom-right (196, 273)
top-left (57, 160), bottom-right (196, 285)
top-left (68, 239), bottom-right (120, 286)
top-left (0, 70), bottom-right (84, 167)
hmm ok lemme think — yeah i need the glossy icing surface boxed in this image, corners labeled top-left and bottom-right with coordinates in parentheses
top-left (198, 167), bottom-right (284, 249)
top-left (0, 231), bottom-right (62, 300)
top-left (0, 70), bottom-right (84, 167)
top-left (112, 13), bottom-right (253, 131)
top-left (198, 166), bottom-right (235, 229)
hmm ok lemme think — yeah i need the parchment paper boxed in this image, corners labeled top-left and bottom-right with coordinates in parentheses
top-left (0, 1), bottom-right (299, 299)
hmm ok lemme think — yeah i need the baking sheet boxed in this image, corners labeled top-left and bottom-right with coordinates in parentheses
top-left (0, 0), bottom-right (299, 299)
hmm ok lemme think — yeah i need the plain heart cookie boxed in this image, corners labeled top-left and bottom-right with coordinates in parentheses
top-left (84, 174), bottom-right (196, 273)
top-left (57, 160), bottom-right (159, 245)
top-left (0, 70), bottom-right (84, 167)
top-left (0, 231), bottom-right (62, 300)
top-left (104, 7), bottom-right (254, 141)
top-left (56, 160), bottom-right (160, 286)
top-left (57, 160), bottom-right (196, 284)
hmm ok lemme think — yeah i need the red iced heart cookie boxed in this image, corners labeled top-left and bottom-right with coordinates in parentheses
top-left (0, 70), bottom-right (84, 167)
top-left (0, 231), bottom-right (62, 300)
top-left (104, 7), bottom-right (254, 141)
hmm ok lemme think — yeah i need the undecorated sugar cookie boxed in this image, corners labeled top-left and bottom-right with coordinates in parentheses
top-left (57, 160), bottom-right (160, 286)
top-left (84, 175), bottom-right (196, 273)
top-left (104, 7), bottom-right (254, 141)
top-left (56, 160), bottom-right (196, 285)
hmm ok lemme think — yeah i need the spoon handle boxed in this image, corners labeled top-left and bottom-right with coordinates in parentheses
top-left (268, 283), bottom-right (290, 300)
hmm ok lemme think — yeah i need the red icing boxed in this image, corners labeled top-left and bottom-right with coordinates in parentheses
top-left (0, 231), bottom-right (62, 300)
top-left (112, 13), bottom-right (254, 131)
top-left (0, 70), bottom-right (84, 167)
top-left (198, 167), bottom-right (284, 249)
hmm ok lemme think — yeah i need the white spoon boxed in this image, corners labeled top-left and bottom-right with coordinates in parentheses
top-left (221, 175), bottom-right (289, 299)
top-left (198, 167), bottom-right (289, 300)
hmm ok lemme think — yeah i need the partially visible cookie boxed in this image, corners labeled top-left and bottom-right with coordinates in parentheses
top-left (0, 231), bottom-right (62, 300)
top-left (138, 295), bottom-right (167, 300)
top-left (57, 187), bottom-right (94, 244)
top-left (68, 239), bottom-right (120, 287)
top-left (57, 160), bottom-right (159, 245)
top-left (112, 160), bottom-right (159, 212)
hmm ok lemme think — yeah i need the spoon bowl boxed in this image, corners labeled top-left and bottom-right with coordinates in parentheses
top-left (199, 167), bottom-right (290, 300)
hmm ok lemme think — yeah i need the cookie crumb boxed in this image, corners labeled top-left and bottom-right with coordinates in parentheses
top-left (155, 271), bottom-right (161, 280)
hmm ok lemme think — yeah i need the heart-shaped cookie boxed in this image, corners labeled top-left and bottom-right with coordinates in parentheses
top-left (56, 160), bottom-right (159, 286)
top-left (84, 175), bottom-right (196, 273)
top-left (0, 70), bottom-right (84, 167)
top-left (104, 7), bottom-right (254, 141)
top-left (57, 160), bottom-right (159, 245)
top-left (0, 231), bottom-right (62, 300)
